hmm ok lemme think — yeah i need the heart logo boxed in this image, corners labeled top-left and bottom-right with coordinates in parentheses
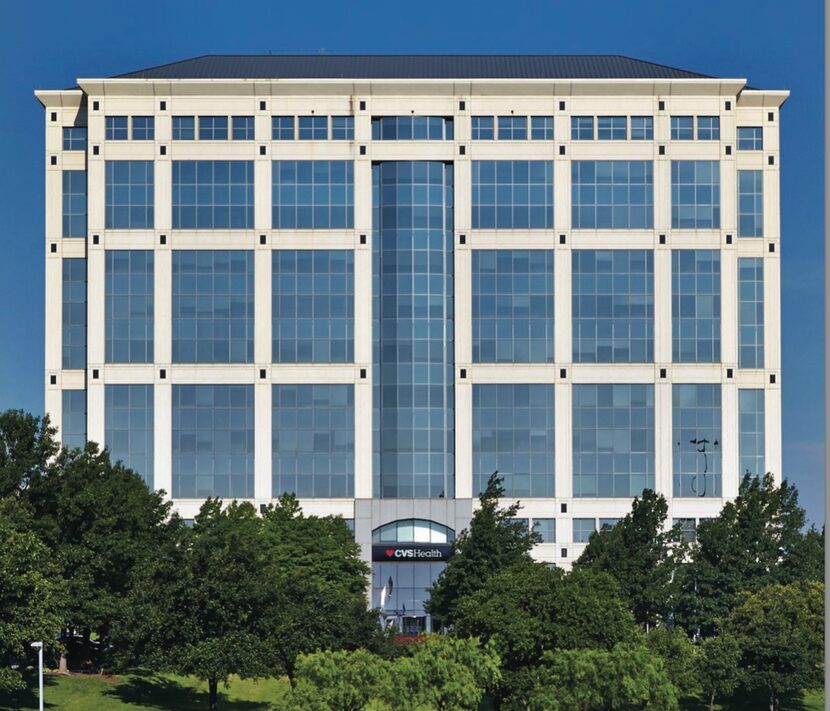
top-left (385, 549), bottom-right (395, 558)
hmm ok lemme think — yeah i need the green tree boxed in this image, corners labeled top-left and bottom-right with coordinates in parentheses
top-left (280, 649), bottom-right (392, 711)
top-left (0, 410), bottom-right (58, 499)
top-left (695, 632), bottom-right (741, 711)
top-left (453, 562), bottom-right (636, 703)
top-left (24, 443), bottom-right (172, 671)
top-left (725, 581), bottom-right (824, 711)
top-left (427, 474), bottom-right (538, 625)
top-left (676, 473), bottom-right (811, 635)
top-left (643, 627), bottom-right (699, 699)
top-left (527, 643), bottom-right (679, 711)
top-left (386, 636), bottom-right (501, 711)
top-left (575, 490), bottom-right (682, 628)
top-left (0, 500), bottom-right (66, 692)
top-left (123, 497), bottom-right (378, 711)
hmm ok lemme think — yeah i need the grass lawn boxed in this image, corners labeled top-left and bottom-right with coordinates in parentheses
top-left (0, 670), bottom-right (290, 710)
top-left (680, 688), bottom-right (824, 711)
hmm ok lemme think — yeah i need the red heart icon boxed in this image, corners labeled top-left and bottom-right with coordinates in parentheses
top-left (385, 549), bottom-right (395, 558)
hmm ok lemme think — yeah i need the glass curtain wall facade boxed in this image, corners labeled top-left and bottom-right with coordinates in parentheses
top-left (372, 161), bottom-right (455, 499)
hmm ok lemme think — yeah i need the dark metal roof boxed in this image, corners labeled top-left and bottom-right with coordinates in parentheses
top-left (112, 55), bottom-right (714, 81)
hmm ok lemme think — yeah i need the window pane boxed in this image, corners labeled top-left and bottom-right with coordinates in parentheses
top-left (105, 384), bottom-right (154, 488)
top-left (572, 160), bottom-right (653, 229)
top-left (105, 161), bottom-right (154, 229)
top-left (673, 384), bottom-right (722, 497)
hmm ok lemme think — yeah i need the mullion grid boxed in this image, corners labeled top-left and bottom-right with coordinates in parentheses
top-left (272, 160), bottom-right (354, 229)
top-left (62, 170), bottom-right (87, 237)
top-left (105, 160), bottom-right (155, 229)
top-left (671, 160), bottom-right (721, 229)
top-left (571, 160), bottom-right (653, 229)
top-left (172, 250), bottom-right (254, 364)
top-left (738, 258), bottom-right (764, 368)
top-left (672, 250), bottom-right (721, 363)
top-left (272, 384), bottom-right (355, 498)
top-left (105, 384), bottom-right (154, 488)
top-left (61, 389), bottom-right (87, 449)
top-left (572, 384), bottom-right (655, 498)
top-left (105, 250), bottom-right (154, 364)
top-left (172, 384), bottom-right (255, 499)
top-left (471, 160), bottom-right (554, 229)
top-left (673, 384), bottom-right (722, 497)
top-left (472, 383), bottom-right (555, 498)
top-left (738, 389), bottom-right (765, 479)
top-left (62, 258), bottom-right (86, 369)
top-left (272, 250), bottom-right (354, 363)
top-left (172, 160), bottom-right (254, 229)
top-left (572, 250), bottom-right (654, 364)
top-left (738, 170), bottom-right (764, 237)
top-left (472, 249), bottom-right (554, 363)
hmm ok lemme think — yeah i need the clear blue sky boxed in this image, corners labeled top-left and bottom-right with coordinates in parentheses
top-left (0, 0), bottom-right (823, 524)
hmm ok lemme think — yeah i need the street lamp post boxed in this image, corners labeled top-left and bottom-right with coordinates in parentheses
top-left (30, 641), bottom-right (43, 711)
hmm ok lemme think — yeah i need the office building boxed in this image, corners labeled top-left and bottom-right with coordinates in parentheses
top-left (36, 55), bottom-right (786, 631)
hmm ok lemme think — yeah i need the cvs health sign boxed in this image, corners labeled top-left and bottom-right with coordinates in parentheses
top-left (371, 544), bottom-right (453, 562)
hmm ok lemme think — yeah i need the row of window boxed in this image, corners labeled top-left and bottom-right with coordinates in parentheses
top-left (60, 381), bottom-right (766, 500)
top-left (61, 250), bottom-right (764, 369)
top-left (62, 159), bottom-right (764, 234)
top-left (571, 516), bottom-right (709, 543)
top-left (61, 249), bottom-right (763, 368)
top-left (66, 121), bottom-right (765, 149)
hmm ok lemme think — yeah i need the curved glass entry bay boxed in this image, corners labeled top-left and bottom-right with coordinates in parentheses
top-left (372, 162), bottom-right (455, 499)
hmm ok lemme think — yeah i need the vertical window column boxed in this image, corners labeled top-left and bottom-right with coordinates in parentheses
top-left (738, 389), bottom-right (765, 479)
top-left (738, 258), bottom-right (764, 369)
top-left (62, 389), bottom-right (86, 449)
top-left (105, 384), bottom-right (154, 488)
top-left (62, 258), bottom-right (86, 369)
top-left (673, 384), bottom-right (722, 497)
top-left (105, 251), bottom-right (154, 363)
top-left (62, 171), bottom-right (87, 237)
top-left (672, 250), bottom-right (721, 363)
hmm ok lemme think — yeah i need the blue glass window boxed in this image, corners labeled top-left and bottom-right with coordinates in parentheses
top-left (533, 518), bottom-right (556, 543)
top-left (630, 116), bottom-right (653, 140)
top-left (373, 161), bottom-right (455, 499)
top-left (105, 384), bottom-right (154, 488)
top-left (172, 161), bottom-right (254, 229)
top-left (473, 384), bottom-right (554, 497)
top-left (674, 518), bottom-right (697, 542)
top-left (571, 116), bottom-right (594, 140)
top-left (739, 389), bottom-right (765, 479)
top-left (671, 160), bottom-right (720, 229)
top-left (573, 518), bottom-right (596, 543)
top-left (571, 160), bottom-right (654, 229)
top-left (471, 116), bottom-right (494, 140)
top-left (199, 115), bottom-right (228, 140)
top-left (671, 116), bottom-right (694, 140)
top-left (472, 250), bottom-right (554, 363)
top-left (105, 250), bottom-right (154, 363)
top-left (272, 250), bottom-right (354, 363)
top-left (597, 116), bottom-right (626, 140)
top-left (738, 170), bottom-right (764, 237)
top-left (62, 390), bottom-right (86, 449)
top-left (298, 115), bottom-right (328, 140)
top-left (105, 161), bottom-right (154, 229)
top-left (737, 126), bottom-right (763, 151)
top-left (572, 384), bottom-right (655, 497)
top-left (172, 250), bottom-right (254, 364)
top-left (498, 116), bottom-right (527, 140)
top-left (272, 384), bottom-right (355, 498)
top-left (231, 115), bottom-right (254, 140)
top-left (271, 116), bottom-right (295, 140)
top-left (472, 160), bottom-right (554, 229)
top-left (331, 116), bottom-right (354, 140)
top-left (272, 160), bottom-right (354, 229)
top-left (672, 250), bottom-right (721, 363)
top-left (62, 170), bottom-right (87, 237)
top-left (172, 384), bottom-right (254, 499)
top-left (62, 258), bottom-right (86, 369)
top-left (697, 116), bottom-right (720, 140)
top-left (572, 250), bottom-right (654, 363)
top-left (673, 384), bottom-right (722, 497)
top-left (132, 116), bottom-right (154, 140)
top-left (530, 116), bottom-right (553, 140)
top-left (105, 116), bottom-right (128, 140)
top-left (62, 127), bottom-right (87, 150)
top-left (599, 518), bottom-right (620, 532)
top-left (738, 258), bottom-right (764, 369)
top-left (372, 116), bottom-right (453, 140)
top-left (172, 116), bottom-right (195, 140)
